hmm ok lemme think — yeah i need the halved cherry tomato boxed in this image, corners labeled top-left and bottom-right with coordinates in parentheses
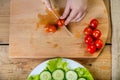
top-left (56, 19), bottom-right (65, 26)
top-left (95, 39), bottom-right (103, 49)
top-left (45, 24), bottom-right (57, 33)
top-left (92, 29), bottom-right (101, 39)
top-left (87, 44), bottom-right (96, 54)
top-left (84, 27), bottom-right (93, 35)
top-left (84, 35), bottom-right (93, 44)
top-left (90, 19), bottom-right (99, 29)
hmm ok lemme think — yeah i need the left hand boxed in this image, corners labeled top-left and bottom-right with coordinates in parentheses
top-left (60, 0), bottom-right (88, 25)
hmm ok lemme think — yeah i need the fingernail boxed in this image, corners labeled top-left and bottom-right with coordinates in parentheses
top-left (60, 16), bottom-right (64, 19)
top-left (48, 8), bottom-right (52, 11)
top-left (65, 22), bottom-right (67, 25)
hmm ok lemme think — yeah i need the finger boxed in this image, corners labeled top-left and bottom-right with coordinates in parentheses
top-left (65, 10), bottom-right (78, 25)
top-left (71, 12), bottom-right (83, 22)
top-left (76, 12), bottom-right (86, 22)
top-left (60, 4), bottom-right (70, 19)
top-left (45, 0), bottom-right (52, 11)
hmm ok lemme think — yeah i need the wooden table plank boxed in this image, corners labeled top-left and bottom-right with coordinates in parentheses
top-left (0, 16), bottom-right (9, 44)
top-left (0, 0), bottom-right (9, 44)
top-left (72, 45), bottom-right (112, 80)
top-left (0, 45), bottom-right (111, 80)
top-left (0, 0), bottom-right (111, 44)
top-left (0, 0), bottom-right (10, 15)
top-left (111, 0), bottom-right (120, 79)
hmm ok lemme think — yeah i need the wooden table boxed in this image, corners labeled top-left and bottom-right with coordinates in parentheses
top-left (0, 0), bottom-right (112, 80)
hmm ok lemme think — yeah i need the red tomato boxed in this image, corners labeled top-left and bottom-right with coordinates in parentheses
top-left (56, 19), bottom-right (65, 26)
top-left (84, 35), bottom-right (93, 44)
top-left (90, 19), bottom-right (99, 29)
top-left (87, 44), bottom-right (97, 54)
top-left (92, 29), bottom-right (101, 39)
top-left (95, 39), bottom-right (103, 49)
top-left (45, 24), bottom-right (57, 33)
top-left (84, 27), bottom-right (93, 35)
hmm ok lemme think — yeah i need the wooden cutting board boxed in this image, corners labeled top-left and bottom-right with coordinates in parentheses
top-left (9, 0), bottom-right (109, 58)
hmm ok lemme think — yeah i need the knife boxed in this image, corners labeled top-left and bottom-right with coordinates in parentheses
top-left (50, 8), bottom-right (73, 37)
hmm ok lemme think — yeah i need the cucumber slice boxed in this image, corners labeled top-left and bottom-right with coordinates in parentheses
top-left (66, 71), bottom-right (78, 80)
top-left (52, 69), bottom-right (65, 80)
top-left (78, 78), bottom-right (87, 80)
top-left (40, 71), bottom-right (52, 80)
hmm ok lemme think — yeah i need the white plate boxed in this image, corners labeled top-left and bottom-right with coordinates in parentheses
top-left (28, 58), bottom-right (84, 78)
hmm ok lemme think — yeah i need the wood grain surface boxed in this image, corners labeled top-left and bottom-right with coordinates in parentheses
top-left (0, 0), bottom-right (112, 80)
top-left (104, 0), bottom-right (112, 44)
top-left (0, 45), bottom-right (111, 80)
top-left (0, 0), bottom-right (9, 44)
top-left (0, 0), bottom-right (111, 45)
top-left (9, 0), bottom-right (109, 58)
top-left (111, 0), bottom-right (120, 79)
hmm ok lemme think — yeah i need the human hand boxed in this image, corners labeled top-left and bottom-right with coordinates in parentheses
top-left (60, 0), bottom-right (88, 25)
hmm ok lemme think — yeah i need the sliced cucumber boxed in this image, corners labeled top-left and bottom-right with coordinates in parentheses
top-left (52, 69), bottom-right (65, 80)
top-left (40, 71), bottom-right (52, 80)
top-left (78, 78), bottom-right (87, 80)
top-left (66, 71), bottom-right (78, 80)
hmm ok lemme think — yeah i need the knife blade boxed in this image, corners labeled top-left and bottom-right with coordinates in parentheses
top-left (51, 10), bottom-right (73, 37)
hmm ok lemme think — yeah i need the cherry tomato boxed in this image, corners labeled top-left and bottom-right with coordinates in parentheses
top-left (90, 19), bottom-right (99, 29)
top-left (95, 39), bottom-right (103, 49)
top-left (84, 35), bottom-right (93, 44)
top-left (84, 27), bottom-right (93, 35)
top-left (87, 44), bottom-right (97, 54)
top-left (45, 24), bottom-right (57, 33)
top-left (56, 19), bottom-right (65, 26)
top-left (92, 29), bottom-right (101, 39)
